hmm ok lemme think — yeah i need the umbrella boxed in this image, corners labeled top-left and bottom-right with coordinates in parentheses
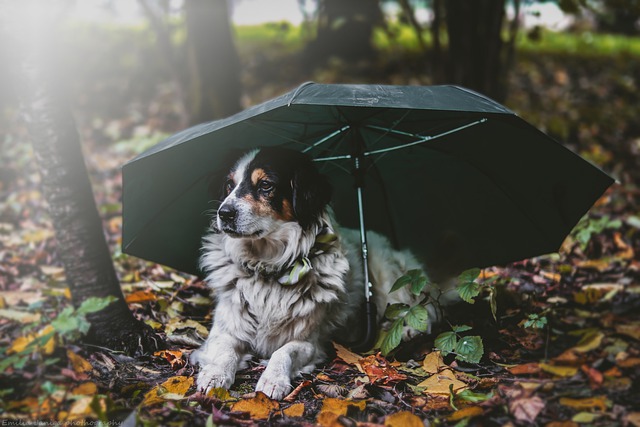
top-left (122, 82), bottom-right (613, 290)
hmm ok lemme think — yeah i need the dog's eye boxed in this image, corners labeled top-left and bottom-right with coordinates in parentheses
top-left (258, 180), bottom-right (274, 193)
top-left (225, 179), bottom-right (235, 194)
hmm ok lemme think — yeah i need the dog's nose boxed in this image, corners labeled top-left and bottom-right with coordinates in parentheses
top-left (218, 204), bottom-right (237, 223)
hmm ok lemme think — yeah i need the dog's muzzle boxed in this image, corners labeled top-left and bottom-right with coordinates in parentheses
top-left (217, 203), bottom-right (237, 232)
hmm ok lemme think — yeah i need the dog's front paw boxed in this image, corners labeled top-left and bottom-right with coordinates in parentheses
top-left (256, 371), bottom-right (292, 400)
top-left (196, 364), bottom-right (234, 394)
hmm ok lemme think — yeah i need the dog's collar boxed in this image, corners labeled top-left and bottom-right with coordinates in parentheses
top-left (242, 223), bottom-right (338, 286)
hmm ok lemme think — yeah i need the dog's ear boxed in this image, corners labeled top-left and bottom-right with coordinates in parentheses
top-left (292, 160), bottom-right (332, 229)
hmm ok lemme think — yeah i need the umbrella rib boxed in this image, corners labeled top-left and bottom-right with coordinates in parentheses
top-left (302, 125), bottom-right (351, 154)
top-left (363, 118), bottom-right (488, 157)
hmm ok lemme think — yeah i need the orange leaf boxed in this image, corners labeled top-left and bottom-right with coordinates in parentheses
top-left (154, 350), bottom-right (185, 369)
top-left (385, 411), bottom-right (424, 427)
top-left (282, 402), bottom-right (305, 418)
top-left (333, 342), bottom-right (364, 372)
top-left (422, 351), bottom-right (445, 375)
top-left (67, 350), bottom-right (93, 373)
top-left (231, 392), bottom-right (279, 420)
top-left (320, 398), bottom-right (366, 416)
top-left (125, 289), bottom-right (157, 304)
top-left (141, 376), bottom-right (193, 406)
top-left (507, 363), bottom-right (541, 375)
top-left (447, 406), bottom-right (484, 422)
top-left (559, 396), bottom-right (609, 412)
top-left (71, 382), bottom-right (98, 396)
top-left (360, 354), bottom-right (407, 384)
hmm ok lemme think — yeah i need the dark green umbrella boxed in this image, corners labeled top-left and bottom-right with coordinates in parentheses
top-left (122, 82), bottom-right (613, 282)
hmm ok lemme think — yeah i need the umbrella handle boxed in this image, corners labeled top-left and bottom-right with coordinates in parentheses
top-left (345, 300), bottom-right (378, 353)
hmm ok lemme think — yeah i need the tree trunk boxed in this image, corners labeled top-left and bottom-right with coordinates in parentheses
top-left (185, 0), bottom-right (242, 124)
top-left (12, 22), bottom-right (161, 356)
top-left (441, 0), bottom-right (508, 102)
top-left (305, 0), bottom-right (383, 65)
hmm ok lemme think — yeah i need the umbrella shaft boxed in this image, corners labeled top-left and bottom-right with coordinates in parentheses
top-left (356, 184), bottom-right (373, 303)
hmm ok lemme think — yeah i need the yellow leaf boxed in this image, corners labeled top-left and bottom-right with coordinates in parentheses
top-left (72, 382), bottom-right (98, 396)
top-left (0, 290), bottom-right (44, 305)
top-left (317, 411), bottom-right (342, 427)
top-left (615, 322), bottom-right (640, 341)
top-left (205, 387), bottom-right (234, 401)
top-left (283, 402), bottom-right (305, 418)
top-left (231, 392), bottom-right (279, 420)
top-left (67, 350), bottom-right (93, 373)
top-left (333, 342), bottom-right (364, 372)
top-left (66, 396), bottom-right (94, 421)
top-left (385, 411), bottom-right (424, 427)
top-left (572, 331), bottom-right (604, 354)
top-left (559, 396), bottom-right (609, 412)
top-left (447, 405), bottom-right (484, 421)
top-left (422, 351), bottom-right (444, 375)
top-left (417, 369), bottom-right (469, 396)
top-left (8, 324), bottom-right (55, 355)
top-left (539, 363), bottom-right (578, 377)
top-left (572, 412), bottom-right (600, 423)
top-left (320, 397), bottom-right (366, 416)
top-left (141, 376), bottom-right (193, 406)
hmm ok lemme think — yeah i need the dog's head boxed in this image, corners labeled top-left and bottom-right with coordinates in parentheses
top-left (216, 147), bottom-right (332, 237)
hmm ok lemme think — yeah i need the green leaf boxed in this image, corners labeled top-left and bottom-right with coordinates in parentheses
top-left (390, 274), bottom-right (412, 293)
top-left (489, 287), bottom-right (497, 321)
top-left (51, 308), bottom-right (80, 334)
top-left (405, 305), bottom-right (429, 332)
top-left (410, 275), bottom-right (429, 296)
top-left (458, 280), bottom-right (481, 304)
top-left (381, 318), bottom-right (404, 356)
top-left (384, 303), bottom-right (410, 320)
top-left (458, 268), bottom-right (481, 283)
top-left (454, 335), bottom-right (484, 364)
top-left (457, 389), bottom-right (494, 403)
top-left (452, 324), bottom-right (473, 333)
top-left (434, 331), bottom-right (457, 355)
top-left (76, 296), bottom-right (117, 316)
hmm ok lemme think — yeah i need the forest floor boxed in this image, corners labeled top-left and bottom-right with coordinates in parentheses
top-left (1, 37), bottom-right (640, 426)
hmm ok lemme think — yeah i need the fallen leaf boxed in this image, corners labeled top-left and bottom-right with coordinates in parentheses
top-left (205, 387), bottom-right (234, 401)
top-left (580, 365), bottom-right (604, 388)
top-left (71, 382), bottom-right (98, 396)
top-left (333, 342), bottom-right (364, 372)
top-left (385, 411), bottom-right (424, 427)
top-left (417, 369), bottom-right (468, 396)
top-left (8, 324), bottom-right (55, 355)
top-left (617, 357), bottom-right (640, 368)
top-left (0, 308), bottom-right (41, 324)
top-left (67, 350), bottom-right (93, 373)
top-left (571, 412), bottom-right (600, 423)
top-left (559, 396), bottom-right (609, 412)
top-left (141, 376), bottom-right (194, 406)
top-left (447, 405), bottom-right (484, 421)
top-left (539, 363), bottom-right (578, 377)
top-left (154, 349), bottom-right (185, 369)
top-left (509, 395), bottom-right (545, 424)
top-left (508, 363), bottom-right (541, 375)
top-left (231, 392), bottom-right (279, 420)
top-left (572, 331), bottom-right (604, 354)
top-left (360, 354), bottom-right (407, 384)
top-left (319, 397), bottom-right (366, 417)
top-left (125, 289), bottom-right (157, 304)
top-left (0, 290), bottom-right (44, 305)
top-left (282, 402), bottom-right (305, 418)
top-left (626, 412), bottom-right (640, 427)
top-left (422, 351), bottom-right (444, 375)
top-left (546, 422), bottom-right (579, 427)
top-left (615, 322), bottom-right (640, 341)
top-left (66, 396), bottom-right (94, 421)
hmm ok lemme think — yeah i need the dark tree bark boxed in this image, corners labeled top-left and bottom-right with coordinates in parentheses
top-left (305, 0), bottom-right (384, 64)
top-left (12, 24), bottom-right (161, 356)
top-left (185, 0), bottom-right (242, 124)
top-left (438, 0), bottom-right (509, 102)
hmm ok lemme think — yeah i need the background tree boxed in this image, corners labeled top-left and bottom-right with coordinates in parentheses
top-left (185, 0), bottom-right (242, 124)
top-left (11, 17), bottom-right (161, 355)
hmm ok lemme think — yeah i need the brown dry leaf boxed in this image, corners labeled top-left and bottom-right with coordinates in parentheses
top-left (317, 411), bottom-right (342, 427)
top-left (576, 259), bottom-right (610, 273)
top-left (626, 412), bottom-right (640, 427)
top-left (66, 396), bottom-right (94, 421)
top-left (231, 392), bottom-right (280, 420)
top-left (559, 396), bottom-right (609, 412)
top-left (509, 395), bottom-right (545, 424)
top-left (360, 354), bottom-right (407, 384)
top-left (613, 232), bottom-right (634, 259)
top-left (617, 357), bottom-right (640, 368)
top-left (333, 342), bottom-right (364, 372)
top-left (417, 369), bottom-right (469, 396)
top-left (539, 363), bottom-right (578, 377)
top-left (580, 365), bottom-right (604, 388)
top-left (125, 289), bottom-right (157, 304)
top-left (0, 290), bottom-right (44, 305)
top-left (508, 363), bottom-right (541, 375)
top-left (546, 421), bottom-right (579, 427)
top-left (448, 406), bottom-right (484, 422)
top-left (154, 349), bottom-right (185, 369)
top-left (385, 411), bottom-right (424, 427)
top-left (67, 350), bottom-right (93, 373)
top-left (0, 308), bottom-right (41, 324)
top-left (141, 376), bottom-right (194, 407)
top-left (422, 351), bottom-right (445, 375)
top-left (282, 402), bottom-right (305, 418)
top-left (615, 322), bottom-right (640, 341)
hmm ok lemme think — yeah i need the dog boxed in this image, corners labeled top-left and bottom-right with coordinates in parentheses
top-left (190, 147), bottom-right (458, 400)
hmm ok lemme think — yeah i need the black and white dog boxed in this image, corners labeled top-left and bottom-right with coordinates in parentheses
top-left (190, 147), bottom-right (457, 399)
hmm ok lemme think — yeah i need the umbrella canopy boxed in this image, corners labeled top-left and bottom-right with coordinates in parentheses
top-left (122, 83), bottom-right (613, 276)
